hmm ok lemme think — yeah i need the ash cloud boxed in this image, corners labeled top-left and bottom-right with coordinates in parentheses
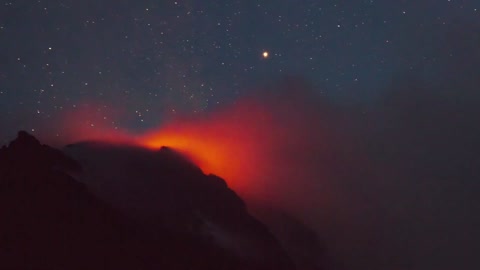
top-left (224, 24), bottom-right (480, 269)
top-left (111, 60), bottom-right (478, 269)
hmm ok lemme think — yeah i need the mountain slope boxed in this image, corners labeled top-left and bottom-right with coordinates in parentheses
top-left (0, 131), bottom-right (295, 270)
top-left (0, 131), bottom-right (144, 269)
top-left (65, 140), bottom-right (295, 269)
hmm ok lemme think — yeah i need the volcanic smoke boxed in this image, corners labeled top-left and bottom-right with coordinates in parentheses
top-left (35, 81), bottom-right (376, 269)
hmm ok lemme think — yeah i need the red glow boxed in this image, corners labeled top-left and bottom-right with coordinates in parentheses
top-left (49, 92), bottom-right (344, 208)
top-left (39, 102), bottom-right (135, 146)
top-left (136, 100), bottom-right (276, 195)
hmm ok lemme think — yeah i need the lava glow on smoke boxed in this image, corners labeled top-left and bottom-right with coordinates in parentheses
top-left (47, 89), bottom-right (337, 205)
top-left (135, 100), bottom-right (277, 196)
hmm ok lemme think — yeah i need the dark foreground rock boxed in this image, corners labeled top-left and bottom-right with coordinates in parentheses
top-left (0, 131), bottom-right (295, 270)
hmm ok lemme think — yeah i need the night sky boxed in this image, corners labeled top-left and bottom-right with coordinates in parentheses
top-left (0, 0), bottom-right (478, 141)
top-left (1, 1), bottom-right (480, 269)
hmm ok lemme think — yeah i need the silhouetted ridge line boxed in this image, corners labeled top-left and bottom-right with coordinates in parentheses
top-left (0, 131), bottom-right (299, 270)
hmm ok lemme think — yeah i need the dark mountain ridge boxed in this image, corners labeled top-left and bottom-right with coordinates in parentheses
top-left (64, 139), bottom-right (294, 267)
top-left (0, 131), bottom-right (297, 270)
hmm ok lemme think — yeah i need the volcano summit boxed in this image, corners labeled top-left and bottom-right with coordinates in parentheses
top-left (0, 131), bottom-right (326, 270)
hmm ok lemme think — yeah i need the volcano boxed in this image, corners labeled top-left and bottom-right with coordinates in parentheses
top-left (0, 131), bottom-right (326, 270)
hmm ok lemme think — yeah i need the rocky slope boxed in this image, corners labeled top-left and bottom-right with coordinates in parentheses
top-left (0, 131), bottom-right (295, 270)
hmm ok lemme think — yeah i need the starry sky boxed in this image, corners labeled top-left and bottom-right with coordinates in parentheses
top-left (1, 1), bottom-right (480, 269)
top-left (0, 0), bottom-right (478, 141)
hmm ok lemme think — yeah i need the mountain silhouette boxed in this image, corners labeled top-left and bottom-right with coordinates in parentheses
top-left (0, 131), bottom-right (297, 270)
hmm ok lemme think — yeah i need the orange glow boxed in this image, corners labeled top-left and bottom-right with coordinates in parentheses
top-left (136, 100), bottom-right (275, 195)
top-left (49, 90), bottom-right (344, 208)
